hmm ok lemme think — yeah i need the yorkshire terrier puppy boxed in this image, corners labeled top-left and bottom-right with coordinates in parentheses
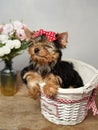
top-left (21, 29), bottom-right (83, 99)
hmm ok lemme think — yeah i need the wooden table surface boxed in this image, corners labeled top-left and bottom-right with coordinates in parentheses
top-left (0, 73), bottom-right (98, 130)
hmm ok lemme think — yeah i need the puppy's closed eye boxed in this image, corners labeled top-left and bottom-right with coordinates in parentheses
top-left (44, 45), bottom-right (56, 52)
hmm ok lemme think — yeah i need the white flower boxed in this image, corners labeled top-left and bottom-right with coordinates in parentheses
top-left (12, 39), bottom-right (21, 49)
top-left (3, 46), bottom-right (11, 54)
top-left (3, 23), bottom-right (14, 35)
top-left (5, 39), bottom-right (21, 49)
top-left (0, 48), bottom-right (4, 57)
top-left (0, 34), bottom-right (9, 43)
top-left (0, 48), bottom-right (4, 56)
top-left (5, 40), bottom-right (15, 49)
top-left (13, 21), bottom-right (25, 30)
top-left (0, 46), bottom-right (11, 57)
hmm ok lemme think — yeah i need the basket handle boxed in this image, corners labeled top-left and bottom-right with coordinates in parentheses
top-left (83, 73), bottom-right (98, 93)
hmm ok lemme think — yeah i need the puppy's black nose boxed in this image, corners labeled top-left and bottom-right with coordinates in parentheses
top-left (34, 48), bottom-right (39, 53)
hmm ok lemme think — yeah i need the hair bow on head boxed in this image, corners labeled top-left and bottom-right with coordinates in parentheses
top-left (32, 29), bottom-right (56, 42)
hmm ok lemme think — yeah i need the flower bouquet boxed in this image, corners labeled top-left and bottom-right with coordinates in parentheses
top-left (0, 20), bottom-right (32, 62)
top-left (0, 20), bottom-right (32, 96)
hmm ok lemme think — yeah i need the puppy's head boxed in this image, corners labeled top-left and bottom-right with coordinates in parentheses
top-left (28, 30), bottom-right (68, 65)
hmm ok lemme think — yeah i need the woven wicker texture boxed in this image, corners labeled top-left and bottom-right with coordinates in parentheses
top-left (40, 59), bottom-right (98, 125)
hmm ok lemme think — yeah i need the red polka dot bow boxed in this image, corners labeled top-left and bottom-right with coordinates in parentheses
top-left (32, 29), bottom-right (56, 42)
top-left (87, 85), bottom-right (98, 116)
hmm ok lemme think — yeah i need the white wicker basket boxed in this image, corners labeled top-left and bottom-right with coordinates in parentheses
top-left (40, 59), bottom-right (98, 125)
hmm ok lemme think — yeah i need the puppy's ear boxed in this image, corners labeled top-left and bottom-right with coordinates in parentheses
top-left (56, 32), bottom-right (68, 48)
top-left (24, 26), bottom-right (35, 42)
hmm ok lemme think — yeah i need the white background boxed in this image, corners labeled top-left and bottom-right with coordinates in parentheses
top-left (0, 0), bottom-right (98, 70)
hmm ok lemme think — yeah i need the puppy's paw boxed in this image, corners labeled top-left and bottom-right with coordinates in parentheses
top-left (23, 71), bottom-right (42, 83)
top-left (23, 71), bottom-right (34, 81)
top-left (43, 83), bottom-right (59, 98)
top-left (28, 85), bottom-right (40, 100)
top-left (45, 74), bottom-right (62, 85)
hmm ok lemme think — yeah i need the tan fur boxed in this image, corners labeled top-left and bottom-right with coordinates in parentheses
top-left (43, 74), bottom-right (62, 97)
top-left (28, 42), bottom-right (60, 64)
top-left (23, 71), bottom-right (43, 99)
top-left (23, 27), bottom-right (34, 41)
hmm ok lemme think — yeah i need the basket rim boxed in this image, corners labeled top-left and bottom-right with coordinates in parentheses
top-left (58, 58), bottom-right (98, 94)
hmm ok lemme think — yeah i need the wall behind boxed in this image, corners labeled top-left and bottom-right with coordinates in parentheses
top-left (0, 0), bottom-right (98, 70)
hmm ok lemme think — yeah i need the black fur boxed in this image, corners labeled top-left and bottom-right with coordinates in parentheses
top-left (52, 61), bottom-right (83, 88)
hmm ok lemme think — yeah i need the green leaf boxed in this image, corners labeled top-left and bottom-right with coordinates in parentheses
top-left (0, 43), bottom-right (5, 47)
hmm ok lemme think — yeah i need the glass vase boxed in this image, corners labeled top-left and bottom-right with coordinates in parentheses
top-left (0, 60), bottom-right (17, 96)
